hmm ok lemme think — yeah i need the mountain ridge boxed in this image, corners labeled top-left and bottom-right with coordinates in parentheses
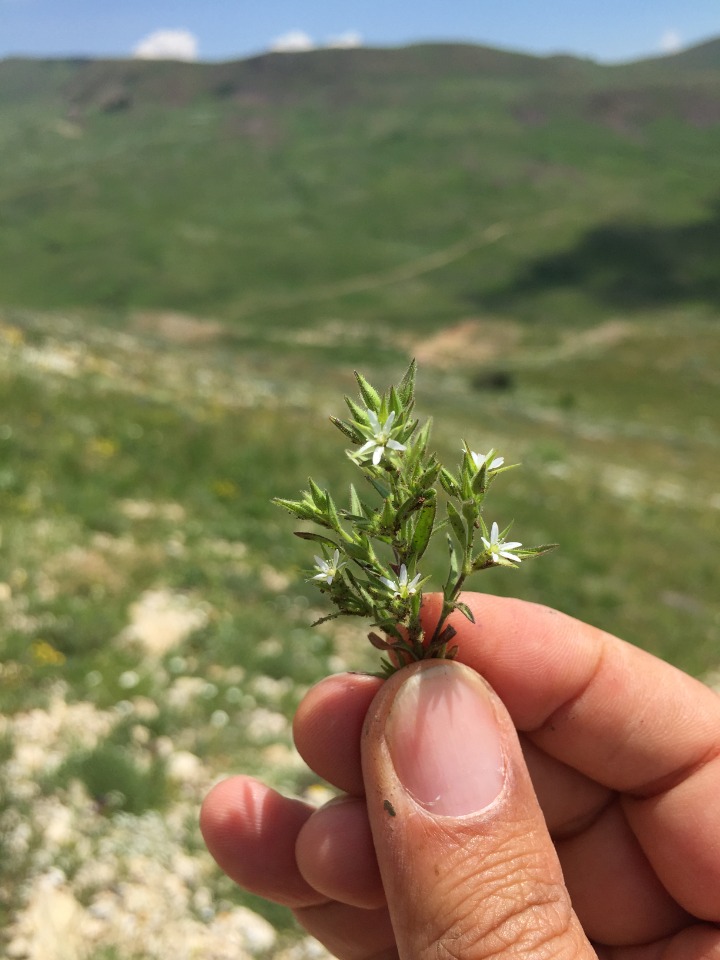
top-left (2, 35), bottom-right (720, 110)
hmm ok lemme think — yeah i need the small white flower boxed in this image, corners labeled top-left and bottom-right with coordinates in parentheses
top-left (310, 549), bottom-right (346, 585)
top-left (470, 449), bottom-right (504, 472)
top-left (380, 563), bottom-right (423, 599)
top-left (353, 410), bottom-right (407, 466)
top-left (481, 522), bottom-right (523, 564)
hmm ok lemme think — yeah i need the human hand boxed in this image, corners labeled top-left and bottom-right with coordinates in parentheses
top-left (200, 594), bottom-right (720, 960)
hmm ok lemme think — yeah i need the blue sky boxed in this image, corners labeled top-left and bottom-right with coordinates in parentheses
top-left (1, 0), bottom-right (719, 64)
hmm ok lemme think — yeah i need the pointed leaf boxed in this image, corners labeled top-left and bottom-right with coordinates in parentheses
top-left (307, 477), bottom-right (327, 510)
top-left (311, 613), bottom-right (341, 627)
top-left (452, 600), bottom-right (475, 623)
top-left (354, 371), bottom-right (382, 412)
top-left (293, 531), bottom-right (338, 549)
top-left (348, 484), bottom-right (364, 517)
top-left (446, 501), bottom-right (467, 549)
top-left (471, 463), bottom-right (488, 495)
top-left (330, 416), bottom-right (364, 443)
top-left (439, 467), bottom-right (460, 498)
top-left (368, 631), bottom-right (392, 651)
top-left (410, 497), bottom-right (436, 560)
top-left (367, 475), bottom-right (391, 499)
top-left (272, 497), bottom-right (317, 521)
top-left (517, 543), bottom-right (559, 558)
top-left (398, 359), bottom-right (417, 406)
top-left (445, 533), bottom-right (460, 590)
top-left (344, 395), bottom-right (370, 425)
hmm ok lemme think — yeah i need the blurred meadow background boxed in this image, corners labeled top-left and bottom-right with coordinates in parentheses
top-left (2, 21), bottom-right (720, 960)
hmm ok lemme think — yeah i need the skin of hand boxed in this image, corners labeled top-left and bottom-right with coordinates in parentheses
top-left (200, 593), bottom-right (720, 960)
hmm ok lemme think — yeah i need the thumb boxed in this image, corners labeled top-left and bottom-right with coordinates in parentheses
top-left (361, 659), bottom-right (595, 960)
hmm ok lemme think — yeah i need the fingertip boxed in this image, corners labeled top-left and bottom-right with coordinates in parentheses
top-left (295, 797), bottom-right (385, 909)
top-left (293, 673), bottom-right (382, 795)
top-left (200, 775), bottom-right (323, 908)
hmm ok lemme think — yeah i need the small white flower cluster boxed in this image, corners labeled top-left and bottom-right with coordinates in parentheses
top-left (351, 410), bottom-right (406, 466)
top-left (380, 564), bottom-right (423, 599)
top-left (309, 549), bottom-right (346, 585)
top-left (481, 521), bottom-right (523, 565)
top-left (276, 362), bottom-right (554, 671)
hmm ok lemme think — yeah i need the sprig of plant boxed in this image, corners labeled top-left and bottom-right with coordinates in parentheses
top-left (273, 361), bottom-right (555, 676)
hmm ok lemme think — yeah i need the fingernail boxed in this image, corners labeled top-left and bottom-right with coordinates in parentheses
top-left (386, 662), bottom-right (506, 817)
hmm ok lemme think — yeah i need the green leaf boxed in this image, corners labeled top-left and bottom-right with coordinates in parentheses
top-left (410, 497), bottom-right (436, 560)
top-left (518, 543), bottom-right (559, 558)
top-left (307, 477), bottom-right (327, 510)
top-left (388, 384), bottom-right (401, 418)
top-left (439, 467), bottom-right (460, 498)
top-left (348, 484), bottom-right (364, 517)
top-left (343, 540), bottom-right (373, 563)
top-left (418, 456), bottom-right (441, 490)
top-left (325, 492), bottom-right (344, 534)
top-left (445, 533), bottom-right (460, 589)
top-left (330, 416), bottom-right (364, 443)
top-left (461, 499), bottom-right (478, 531)
top-left (398, 358), bottom-right (417, 406)
top-left (294, 531), bottom-right (338, 549)
top-left (345, 569), bottom-right (375, 608)
top-left (311, 612), bottom-right (341, 627)
top-left (345, 395), bottom-right (370, 426)
top-left (354, 371), bottom-right (382, 412)
top-left (272, 497), bottom-right (317, 521)
top-left (452, 600), bottom-right (475, 623)
top-left (471, 463), bottom-right (487, 495)
top-left (367, 475), bottom-right (391, 499)
top-left (446, 501), bottom-right (467, 549)
top-left (413, 417), bottom-right (432, 457)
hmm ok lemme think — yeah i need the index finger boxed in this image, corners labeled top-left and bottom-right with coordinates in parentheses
top-left (422, 592), bottom-right (720, 795)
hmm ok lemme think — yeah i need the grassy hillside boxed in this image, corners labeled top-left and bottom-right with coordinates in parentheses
top-left (1, 43), bottom-right (720, 330)
top-left (1, 42), bottom-right (720, 958)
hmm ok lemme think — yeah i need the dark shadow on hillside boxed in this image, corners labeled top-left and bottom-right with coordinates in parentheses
top-left (491, 201), bottom-right (720, 310)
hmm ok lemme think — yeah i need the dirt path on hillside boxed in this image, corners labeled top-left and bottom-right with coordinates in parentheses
top-left (235, 223), bottom-right (509, 317)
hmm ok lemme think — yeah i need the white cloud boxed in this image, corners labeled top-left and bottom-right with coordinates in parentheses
top-left (659, 29), bottom-right (683, 54)
top-left (132, 29), bottom-right (199, 61)
top-left (269, 30), bottom-right (315, 53)
top-left (326, 31), bottom-right (363, 49)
